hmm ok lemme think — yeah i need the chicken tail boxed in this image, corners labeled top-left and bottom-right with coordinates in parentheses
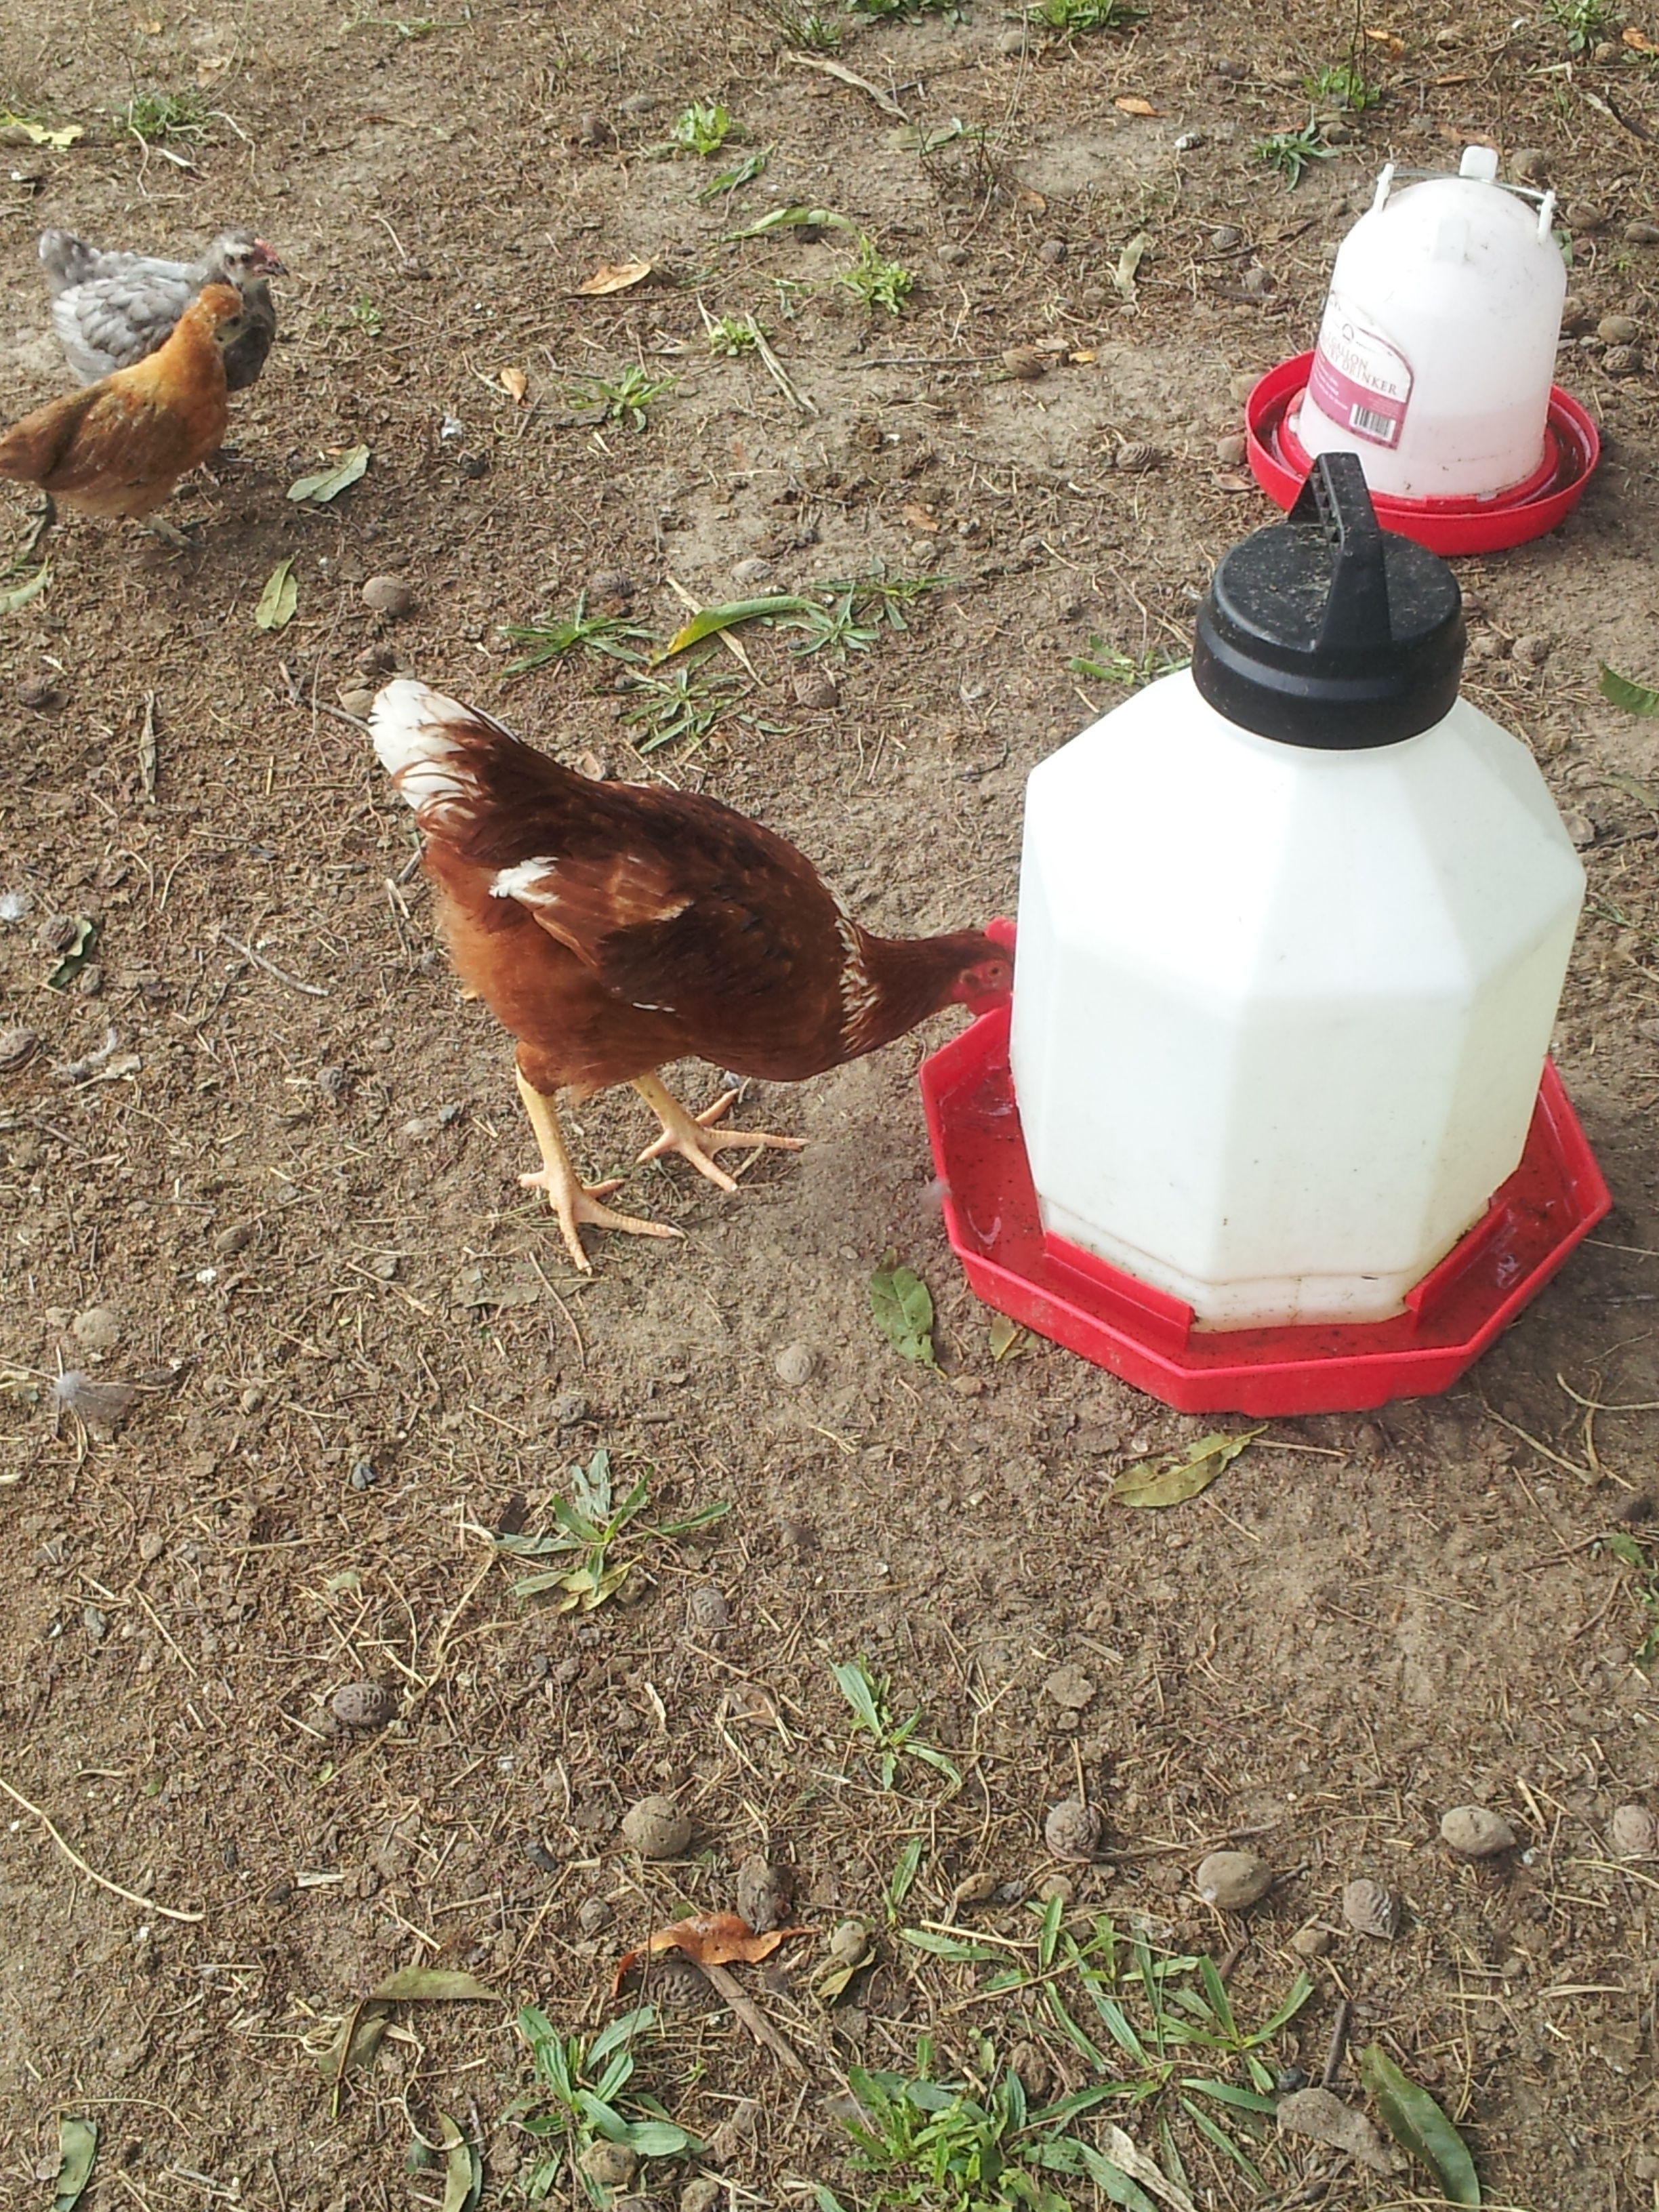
top-left (368, 676), bottom-right (520, 823)
top-left (38, 229), bottom-right (100, 297)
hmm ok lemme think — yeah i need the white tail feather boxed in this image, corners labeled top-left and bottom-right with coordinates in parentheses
top-left (369, 676), bottom-right (472, 811)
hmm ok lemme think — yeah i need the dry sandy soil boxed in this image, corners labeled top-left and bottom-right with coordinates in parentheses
top-left (4, 2), bottom-right (1659, 2209)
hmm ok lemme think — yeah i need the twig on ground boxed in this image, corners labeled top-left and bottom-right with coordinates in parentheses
top-left (0, 1771), bottom-right (205, 1923)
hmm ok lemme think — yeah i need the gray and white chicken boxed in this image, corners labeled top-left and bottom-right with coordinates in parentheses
top-left (38, 226), bottom-right (287, 393)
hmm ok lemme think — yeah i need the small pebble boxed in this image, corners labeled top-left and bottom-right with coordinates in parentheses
top-left (524, 1839), bottom-right (560, 1872)
top-left (361, 575), bottom-right (415, 617)
top-left (732, 556), bottom-right (773, 586)
top-left (1561, 295), bottom-right (1591, 334)
top-left (794, 672), bottom-right (840, 710)
top-left (736, 1853), bottom-right (794, 1934)
top-left (1439, 1803), bottom-right (1517, 1858)
top-left (1003, 345), bottom-right (1049, 381)
top-left (331, 1680), bottom-right (398, 1728)
top-left (621, 1795), bottom-right (691, 1859)
top-left (827, 1918), bottom-right (869, 1965)
top-left (1214, 432), bottom-right (1248, 466)
top-left (589, 569), bottom-right (634, 606)
top-left (1342, 1877), bottom-right (1401, 1940)
top-left (1509, 148), bottom-right (1550, 184)
top-left (682, 2182), bottom-right (720, 2212)
top-left (937, 242), bottom-right (970, 266)
top-left (0, 1027), bottom-right (39, 1071)
top-left (1195, 1849), bottom-right (1273, 1910)
top-left (1036, 1873), bottom-right (1076, 1904)
top-left (1276, 2089), bottom-right (1396, 2175)
top-left (1037, 237), bottom-right (1067, 264)
top-left (996, 24), bottom-right (1030, 52)
top-left (1625, 220), bottom-right (1659, 245)
top-left (686, 1584), bottom-right (730, 1635)
top-left (550, 1390), bottom-right (589, 1426)
top-left (1210, 225), bottom-right (1243, 250)
top-left (617, 92), bottom-right (659, 117)
top-left (1229, 371), bottom-right (1258, 403)
top-left (1602, 344), bottom-right (1643, 376)
top-left (1213, 58), bottom-right (1248, 80)
top-left (576, 111), bottom-right (610, 146)
top-left (1290, 1922), bottom-right (1333, 1957)
top-left (16, 674), bottom-right (58, 710)
top-left (1008, 2039), bottom-right (1051, 2100)
top-left (338, 686), bottom-right (377, 718)
top-left (1614, 1490), bottom-right (1655, 1522)
top-left (580, 2141), bottom-right (637, 2190)
top-left (1114, 441), bottom-right (1160, 472)
top-left (349, 1458), bottom-right (377, 1491)
top-left (1562, 808), bottom-right (1597, 850)
top-left (1599, 312), bottom-right (1641, 344)
top-left (1511, 633), bottom-right (1551, 665)
top-left (774, 1341), bottom-right (817, 1386)
top-left (1042, 1664), bottom-right (1096, 1711)
top-left (1610, 1803), bottom-right (1657, 1858)
top-left (1044, 1798), bottom-right (1104, 1862)
top-left (1174, 130), bottom-right (1205, 152)
top-left (951, 1870), bottom-right (998, 1908)
top-left (70, 1307), bottom-right (121, 1353)
top-left (35, 912), bottom-right (82, 954)
top-left (83, 1604), bottom-right (108, 1641)
top-left (577, 1894), bottom-right (614, 1936)
top-left (1565, 201), bottom-right (1607, 234)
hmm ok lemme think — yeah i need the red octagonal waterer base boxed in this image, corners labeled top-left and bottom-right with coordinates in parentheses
top-left (920, 939), bottom-right (1611, 1415)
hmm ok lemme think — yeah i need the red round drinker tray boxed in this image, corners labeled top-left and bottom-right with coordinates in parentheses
top-left (919, 929), bottom-right (1610, 1415)
top-left (1245, 353), bottom-right (1600, 557)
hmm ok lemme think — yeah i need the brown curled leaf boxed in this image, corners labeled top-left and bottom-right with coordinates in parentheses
top-left (612, 1910), bottom-right (815, 1995)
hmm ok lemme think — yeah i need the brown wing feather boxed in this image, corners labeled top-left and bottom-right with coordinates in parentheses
top-left (0, 385), bottom-right (102, 488)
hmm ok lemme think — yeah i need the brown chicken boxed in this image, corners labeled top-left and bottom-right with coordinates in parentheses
top-left (0, 281), bottom-right (250, 549)
top-left (370, 678), bottom-right (1012, 1271)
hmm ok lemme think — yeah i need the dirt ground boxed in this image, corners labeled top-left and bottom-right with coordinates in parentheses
top-left (5, 1), bottom-right (1659, 2207)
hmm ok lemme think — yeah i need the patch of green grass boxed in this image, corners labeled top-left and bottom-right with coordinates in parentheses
top-left (832, 1655), bottom-right (962, 1791)
top-left (1603, 1528), bottom-right (1659, 1667)
top-left (508, 2004), bottom-right (700, 2205)
top-left (562, 363), bottom-right (677, 430)
top-left (617, 656), bottom-right (786, 756)
top-left (500, 592), bottom-right (654, 676)
top-left (123, 86), bottom-right (210, 140)
top-left (1066, 638), bottom-right (1188, 688)
top-left (838, 233), bottom-right (916, 314)
top-left (1543, 0), bottom-right (1612, 54)
top-left (669, 98), bottom-right (734, 156)
top-left (705, 311), bottom-right (765, 355)
top-left (1305, 59), bottom-right (1382, 110)
top-left (493, 1448), bottom-right (729, 1612)
top-left (349, 295), bottom-right (384, 335)
top-left (1252, 117), bottom-right (1336, 188)
top-left (760, 1), bottom-right (844, 47)
top-left (697, 146), bottom-right (770, 198)
top-left (1025, 0), bottom-right (1147, 33)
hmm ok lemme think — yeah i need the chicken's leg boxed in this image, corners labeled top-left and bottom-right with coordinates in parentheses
top-left (17, 493), bottom-right (54, 565)
top-left (631, 1071), bottom-right (806, 1194)
top-left (515, 1066), bottom-right (682, 1274)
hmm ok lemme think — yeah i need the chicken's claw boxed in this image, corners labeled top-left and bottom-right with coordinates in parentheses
top-left (632, 1076), bottom-right (806, 1194)
top-left (519, 1165), bottom-right (682, 1275)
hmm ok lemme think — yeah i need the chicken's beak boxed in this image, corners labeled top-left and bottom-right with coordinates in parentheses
top-left (250, 239), bottom-right (287, 276)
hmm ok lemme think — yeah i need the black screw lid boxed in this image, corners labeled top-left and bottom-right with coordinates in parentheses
top-left (1191, 451), bottom-right (1466, 749)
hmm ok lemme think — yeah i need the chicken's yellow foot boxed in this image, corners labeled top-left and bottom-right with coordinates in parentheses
top-left (631, 1072), bottom-right (806, 1194)
top-left (514, 1066), bottom-right (681, 1273)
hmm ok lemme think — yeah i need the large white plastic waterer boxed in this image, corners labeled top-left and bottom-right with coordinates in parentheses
top-left (1008, 455), bottom-right (1586, 1332)
top-left (1296, 146), bottom-right (1566, 500)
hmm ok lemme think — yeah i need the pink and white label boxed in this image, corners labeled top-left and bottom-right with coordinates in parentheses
top-left (1307, 294), bottom-right (1413, 447)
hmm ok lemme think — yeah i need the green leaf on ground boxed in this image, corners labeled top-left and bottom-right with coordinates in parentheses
top-left (869, 1248), bottom-right (938, 1366)
top-left (1112, 1427), bottom-right (1265, 1508)
top-left (1599, 663), bottom-right (1659, 716)
top-left (254, 557), bottom-right (298, 630)
top-left (287, 444), bottom-right (371, 503)
top-left (53, 2118), bottom-right (98, 2212)
top-left (1361, 2043), bottom-right (1480, 2205)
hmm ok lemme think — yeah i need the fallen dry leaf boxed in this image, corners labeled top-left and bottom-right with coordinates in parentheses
top-left (1069, 347), bottom-right (1097, 365)
top-left (574, 258), bottom-right (653, 297)
top-left (1364, 26), bottom-right (1407, 51)
top-left (499, 365), bottom-right (529, 403)
top-left (612, 1910), bottom-right (814, 1995)
top-left (1017, 188), bottom-right (1047, 213)
top-left (1114, 96), bottom-right (1162, 117)
top-left (1625, 23), bottom-right (1656, 45)
top-left (900, 500), bottom-right (939, 531)
top-left (1213, 471), bottom-right (1254, 493)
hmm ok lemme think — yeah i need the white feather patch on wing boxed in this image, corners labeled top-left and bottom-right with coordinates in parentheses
top-left (489, 857), bottom-right (559, 903)
top-left (369, 676), bottom-right (470, 809)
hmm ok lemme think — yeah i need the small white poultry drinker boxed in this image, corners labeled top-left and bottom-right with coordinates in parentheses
top-left (920, 455), bottom-right (1609, 1414)
top-left (1298, 146), bottom-right (1564, 499)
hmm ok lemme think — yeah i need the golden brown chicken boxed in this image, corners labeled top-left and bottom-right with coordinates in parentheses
top-left (371, 678), bottom-right (1012, 1272)
top-left (0, 281), bottom-right (250, 550)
